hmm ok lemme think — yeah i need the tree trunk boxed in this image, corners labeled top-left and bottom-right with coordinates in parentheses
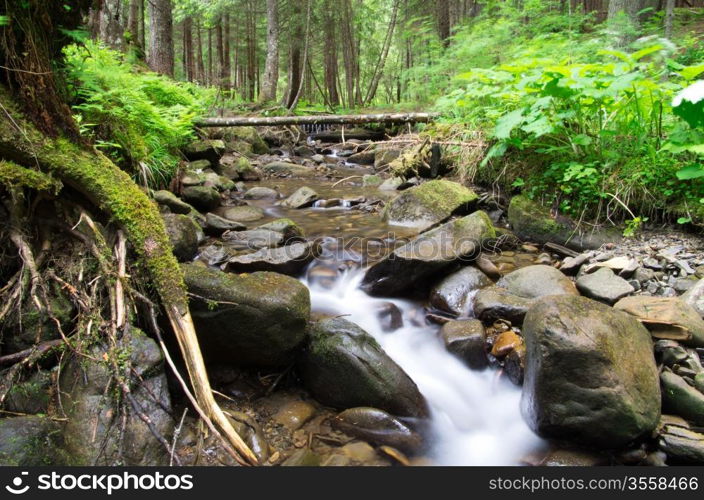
top-left (147, 0), bottom-right (174, 76)
top-left (364, 0), bottom-right (400, 105)
top-left (260, 0), bottom-right (280, 102)
top-left (98, 0), bottom-right (125, 50)
top-left (665, 0), bottom-right (675, 37)
top-left (127, 0), bottom-right (142, 55)
top-left (195, 21), bottom-right (205, 84)
top-left (223, 14), bottom-right (232, 90)
top-left (183, 17), bottom-right (194, 82)
top-left (437, 0), bottom-right (451, 47)
top-left (323, 8), bottom-right (340, 107)
top-left (216, 19), bottom-right (225, 88)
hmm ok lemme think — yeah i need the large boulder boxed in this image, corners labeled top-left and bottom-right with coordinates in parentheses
top-left (521, 295), bottom-right (660, 448)
top-left (220, 126), bottom-right (269, 154)
top-left (183, 139), bottom-right (226, 164)
top-left (383, 180), bottom-right (478, 231)
top-left (183, 263), bottom-right (310, 367)
top-left (204, 212), bottom-right (246, 236)
top-left (298, 318), bottom-right (429, 418)
top-left (439, 319), bottom-right (488, 370)
top-left (361, 211), bottom-right (495, 296)
top-left (429, 266), bottom-right (492, 316)
top-left (473, 286), bottom-right (534, 324)
top-left (59, 329), bottom-right (173, 465)
top-left (223, 241), bottom-right (321, 276)
top-left (162, 213), bottom-right (202, 261)
top-left (508, 195), bottom-right (622, 251)
top-left (614, 296), bottom-right (704, 347)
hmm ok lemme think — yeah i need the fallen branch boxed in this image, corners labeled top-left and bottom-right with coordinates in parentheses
top-left (194, 112), bottom-right (439, 127)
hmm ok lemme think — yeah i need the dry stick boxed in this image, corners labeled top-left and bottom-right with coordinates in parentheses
top-left (171, 408), bottom-right (188, 467)
top-left (331, 175), bottom-right (363, 187)
top-left (0, 339), bottom-right (63, 367)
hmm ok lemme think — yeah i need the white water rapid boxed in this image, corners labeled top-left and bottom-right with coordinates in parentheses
top-left (302, 262), bottom-right (544, 465)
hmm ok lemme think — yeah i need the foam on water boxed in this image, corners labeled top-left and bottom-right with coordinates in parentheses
top-left (302, 266), bottom-right (543, 465)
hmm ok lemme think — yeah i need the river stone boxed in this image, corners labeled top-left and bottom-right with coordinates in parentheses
top-left (153, 190), bottom-right (194, 215)
top-left (221, 126), bottom-right (269, 154)
top-left (498, 265), bottom-right (578, 299)
top-left (183, 263), bottom-right (310, 367)
top-left (222, 228), bottom-right (284, 250)
top-left (660, 371), bottom-right (704, 425)
top-left (181, 185), bottom-right (221, 212)
top-left (0, 416), bottom-right (63, 466)
top-left (491, 330), bottom-right (523, 358)
top-left (244, 186), bottom-right (279, 200)
top-left (183, 139), bottom-right (226, 164)
top-left (222, 205), bottom-right (265, 222)
top-left (576, 267), bottom-right (634, 305)
top-left (614, 296), bottom-right (704, 347)
top-left (224, 241), bottom-right (321, 276)
top-left (162, 213), bottom-right (202, 262)
top-left (683, 278), bottom-right (704, 319)
top-left (281, 186), bottom-right (319, 208)
top-left (59, 329), bottom-right (173, 465)
top-left (440, 319), bottom-right (487, 370)
top-left (378, 176), bottom-right (404, 191)
top-left (257, 218), bottom-right (305, 242)
top-left (4, 370), bottom-right (51, 415)
top-left (332, 407), bottom-right (424, 454)
top-left (361, 211), bottom-right (496, 296)
top-left (298, 317), bottom-right (429, 418)
top-left (658, 425), bottom-right (704, 464)
top-left (508, 195), bottom-right (622, 251)
top-left (429, 266), bottom-right (493, 316)
top-left (348, 150), bottom-right (376, 165)
top-left (262, 161), bottom-right (316, 178)
top-left (473, 286), bottom-right (534, 324)
top-left (204, 212), bottom-right (246, 236)
top-left (375, 148), bottom-right (401, 169)
top-left (521, 295), bottom-right (661, 447)
top-left (383, 180), bottom-right (478, 231)
top-left (230, 156), bottom-right (261, 181)
top-left (273, 401), bottom-right (316, 431)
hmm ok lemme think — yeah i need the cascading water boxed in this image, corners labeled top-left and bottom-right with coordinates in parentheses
top-left (302, 243), bottom-right (544, 466)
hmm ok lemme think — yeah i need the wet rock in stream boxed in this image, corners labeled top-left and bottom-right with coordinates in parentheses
top-left (298, 317), bottom-right (429, 418)
top-left (429, 266), bottom-right (493, 316)
top-left (361, 211), bottom-right (496, 296)
top-left (440, 319), bottom-right (487, 370)
top-left (223, 240), bottom-right (321, 275)
top-left (182, 263), bottom-right (310, 367)
top-left (332, 407), bottom-right (424, 454)
top-left (522, 295), bottom-right (661, 447)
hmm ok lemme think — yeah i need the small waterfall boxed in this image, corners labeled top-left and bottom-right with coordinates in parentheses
top-left (301, 259), bottom-right (543, 465)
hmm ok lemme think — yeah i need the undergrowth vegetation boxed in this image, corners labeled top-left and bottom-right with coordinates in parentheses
top-left (63, 41), bottom-right (214, 188)
top-left (425, 3), bottom-right (704, 227)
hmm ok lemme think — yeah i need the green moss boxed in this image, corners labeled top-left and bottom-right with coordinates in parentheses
top-left (0, 160), bottom-right (62, 193)
top-left (413, 180), bottom-right (478, 215)
top-left (0, 89), bottom-right (188, 312)
top-left (508, 195), bottom-right (562, 237)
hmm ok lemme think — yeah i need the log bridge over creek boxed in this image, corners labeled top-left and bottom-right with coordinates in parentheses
top-left (193, 112), bottom-right (439, 128)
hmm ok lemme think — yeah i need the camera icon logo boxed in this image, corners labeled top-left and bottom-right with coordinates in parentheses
top-left (5, 471), bottom-right (30, 495)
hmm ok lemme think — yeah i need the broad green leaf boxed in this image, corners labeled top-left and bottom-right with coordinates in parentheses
top-left (573, 134), bottom-right (592, 146)
top-left (521, 116), bottom-right (553, 137)
top-left (679, 65), bottom-right (704, 81)
top-left (494, 109), bottom-right (525, 139)
top-left (631, 45), bottom-right (663, 61)
top-left (676, 165), bottom-right (704, 180)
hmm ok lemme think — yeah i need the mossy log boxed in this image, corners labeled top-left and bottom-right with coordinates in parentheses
top-left (0, 89), bottom-right (257, 465)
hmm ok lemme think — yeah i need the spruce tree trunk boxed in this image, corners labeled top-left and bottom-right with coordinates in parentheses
top-left (147, 0), bottom-right (174, 76)
top-left (260, 0), bottom-right (280, 102)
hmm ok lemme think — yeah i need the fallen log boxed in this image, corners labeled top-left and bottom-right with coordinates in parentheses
top-left (194, 112), bottom-right (439, 127)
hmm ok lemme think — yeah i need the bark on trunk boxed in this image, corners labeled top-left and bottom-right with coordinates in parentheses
top-left (260, 0), bottom-right (280, 102)
top-left (147, 0), bottom-right (174, 76)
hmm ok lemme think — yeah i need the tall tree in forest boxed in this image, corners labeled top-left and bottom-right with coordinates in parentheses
top-left (364, 0), bottom-right (400, 105)
top-left (322, 7), bottom-right (340, 107)
top-left (147, 0), bottom-right (174, 76)
top-left (664, 0), bottom-right (675, 38)
top-left (260, 0), bottom-right (280, 102)
top-left (183, 17), bottom-right (195, 81)
top-left (437, 0), bottom-right (450, 47)
top-left (127, 0), bottom-right (142, 55)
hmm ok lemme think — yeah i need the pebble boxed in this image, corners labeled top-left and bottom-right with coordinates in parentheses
top-left (490, 331), bottom-right (523, 358)
top-left (273, 401), bottom-right (316, 431)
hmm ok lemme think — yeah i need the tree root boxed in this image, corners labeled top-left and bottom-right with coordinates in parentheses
top-left (0, 90), bottom-right (258, 464)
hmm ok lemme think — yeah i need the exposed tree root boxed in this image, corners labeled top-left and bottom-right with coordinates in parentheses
top-left (0, 89), bottom-right (257, 465)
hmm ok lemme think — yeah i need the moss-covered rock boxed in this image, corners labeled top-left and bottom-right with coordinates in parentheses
top-left (261, 161), bottom-right (316, 178)
top-left (219, 126), bottom-right (269, 155)
top-left (4, 370), bottom-right (52, 415)
top-left (153, 189), bottom-right (195, 215)
top-left (661, 371), bottom-right (704, 425)
top-left (298, 317), bottom-right (429, 418)
top-left (183, 139), bottom-right (226, 165)
top-left (182, 263), bottom-right (310, 367)
top-left (181, 185), bottom-right (220, 212)
top-left (383, 180), bottom-right (478, 231)
top-left (162, 213), bottom-right (202, 262)
top-left (281, 186), bottom-right (318, 208)
top-left (0, 416), bottom-right (64, 465)
top-left (522, 295), bottom-right (660, 448)
top-left (508, 195), bottom-right (622, 251)
top-left (257, 218), bottom-right (304, 242)
top-left (362, 211), bottom-right (496, 296)
top-left (59, 329), bottom-right (173, 465)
